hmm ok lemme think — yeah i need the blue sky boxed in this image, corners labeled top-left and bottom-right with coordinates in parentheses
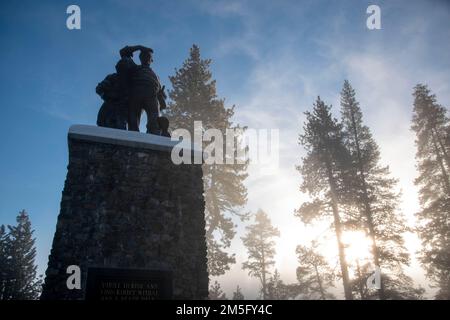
top-left (1, 0), bottom-right (449, 298)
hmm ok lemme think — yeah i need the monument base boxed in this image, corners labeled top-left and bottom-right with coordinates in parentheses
top-left (41, 125), bottom-right (208, 300)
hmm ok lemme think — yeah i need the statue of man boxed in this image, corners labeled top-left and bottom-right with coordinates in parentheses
top-left (95, 73), bottom-right (126, 129)
top-left (118, 45), bottom-right (167, 134)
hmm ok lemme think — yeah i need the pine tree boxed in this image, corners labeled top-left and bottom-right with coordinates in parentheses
top-left (241, 209), bottom-right (280, 300)
top-left (265, 269), bottom-right (300, 300)
top-left (412, 84), bottom-right (450, 299)
top-left (0, 224), bottom-right (9, 300)
top-left (2, 210), bottom-right (41, 300)
top-left (167, 45), bottom-right (249, 276)
top-left (296, 97), bottom-right (353, 300)
top-left (340, 80), bottom-right (420, 299)
top-left (373, 274), bottom-right (424, 300)
top-left (266, 269), bottom-right (282, 299)
top-left (232, 285), bottom-right (244, 300)
top-left (209, 280), bottom-right (227, 300)
top-left (348, 259), bottom-right (371, 300)
top-left (295, 242), bottom-right (335, 300)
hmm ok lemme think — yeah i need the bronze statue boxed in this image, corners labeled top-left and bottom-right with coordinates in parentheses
top-left (95, 45), bottom-right (169, 135)
top-left (157, 116), bottom-right (171, 137)
top-left (95, 73), bottom-right (126, 129)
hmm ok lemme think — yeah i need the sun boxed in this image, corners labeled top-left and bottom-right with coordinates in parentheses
top-left (341, 231), bottom-right (373, 264)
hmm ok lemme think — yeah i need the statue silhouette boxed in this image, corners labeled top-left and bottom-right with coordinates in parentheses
top-left (96, 45), bottom-right (168, 134)
top-left (157, 116), bottom-right (171, 137)
top-left (95, 73), bottom-right (126, 129)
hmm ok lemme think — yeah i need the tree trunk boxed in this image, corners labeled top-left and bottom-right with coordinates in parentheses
top-left (356, 259), bottom-right (366, 300)
top-left (431, 129), bottom-right (450, 196)
top-left (349, 111), bottom-right (385, 300)
top-left (326, 163), bottom-right (353, 300)
top-left (261, 244), bottom-right (267, 300)
top-left (431, 129), bottom-right (450, 195)
top-left (206, 164), bottom-right (219, 238)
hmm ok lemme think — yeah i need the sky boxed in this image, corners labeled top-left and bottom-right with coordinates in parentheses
top-left (0, 0), bottom-right (449, 299)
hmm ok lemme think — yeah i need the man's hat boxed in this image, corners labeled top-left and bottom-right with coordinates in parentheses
top-left (139, 48), bottom-right (153, 63)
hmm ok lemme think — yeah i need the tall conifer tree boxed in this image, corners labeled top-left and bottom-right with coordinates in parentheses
top-left (241, 209), bottom-right (279, 300)
top-left (167, 45), bottom-right (249, 276)
top-left (1, 210), bottom-right (41, 300)
top-left (232, 285), bottom-right (245, 300)
top-left (296, 242), bottom-right (335, 300)
top-left (0, 225), bottom-right (9, 300)
top-left (296, 97), bottom-right (353, 300)
top-left (209, 280), bottom-right (227, 300)
top-left (340, 80), bottom-right (420, 299)
top-left (412, 84), bottom-right (450, 299)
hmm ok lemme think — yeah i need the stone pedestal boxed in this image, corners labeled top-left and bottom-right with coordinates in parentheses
top-left (41, 125), bottom-right (208, 300)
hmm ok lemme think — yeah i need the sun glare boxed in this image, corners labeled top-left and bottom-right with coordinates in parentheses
top-left (342, 231), bottom-right (373, 264)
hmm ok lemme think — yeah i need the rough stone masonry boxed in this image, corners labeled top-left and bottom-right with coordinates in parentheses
top-left (41, 125), bottom-right (209, 300)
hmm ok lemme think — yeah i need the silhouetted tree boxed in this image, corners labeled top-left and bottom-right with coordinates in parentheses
top-left (349, 259), bottom-right (371, 300)
top-left (435, 276), bottom-right (450, 300)
top-left (266, 269), bottom-right (301, 300)
top-left (296, 97), bottom-right (353, 300)
top-left (0, 225), bottom-right (9, 299)
top-left (1, 210), bottom-right (41, 300)
top-left (347, 259), bottom-right (424, 300)
top-left (209, 280), bottom-right (227, 300)
top-left (167, 45), bottom-right (249, 276)
top-left (232, 285), bottom-right (244, 300)
top-left (266, 269), bottom-right (283, 299)
top-left (412, 84), bottom-right (450, 299)
top-left (366, 274), bottom-right (424, 300)
top-left (296, 242), bottom-right (335, 300)
top-left (340, 80), bottom-right (419, 299)
top-left (241, 209), bottom-right (279, 300)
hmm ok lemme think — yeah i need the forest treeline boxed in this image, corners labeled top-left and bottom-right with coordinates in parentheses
top-left (170, 46), bottom-right (448, 300)
top-left (1, 45), bottom-right (448, 300)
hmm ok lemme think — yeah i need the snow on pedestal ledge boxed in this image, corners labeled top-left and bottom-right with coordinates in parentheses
top-left (68, 124), bottom-right (203, 157)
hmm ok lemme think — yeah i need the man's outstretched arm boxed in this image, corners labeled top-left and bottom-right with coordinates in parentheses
top-left (120, 45), bottom-right (152, 58)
